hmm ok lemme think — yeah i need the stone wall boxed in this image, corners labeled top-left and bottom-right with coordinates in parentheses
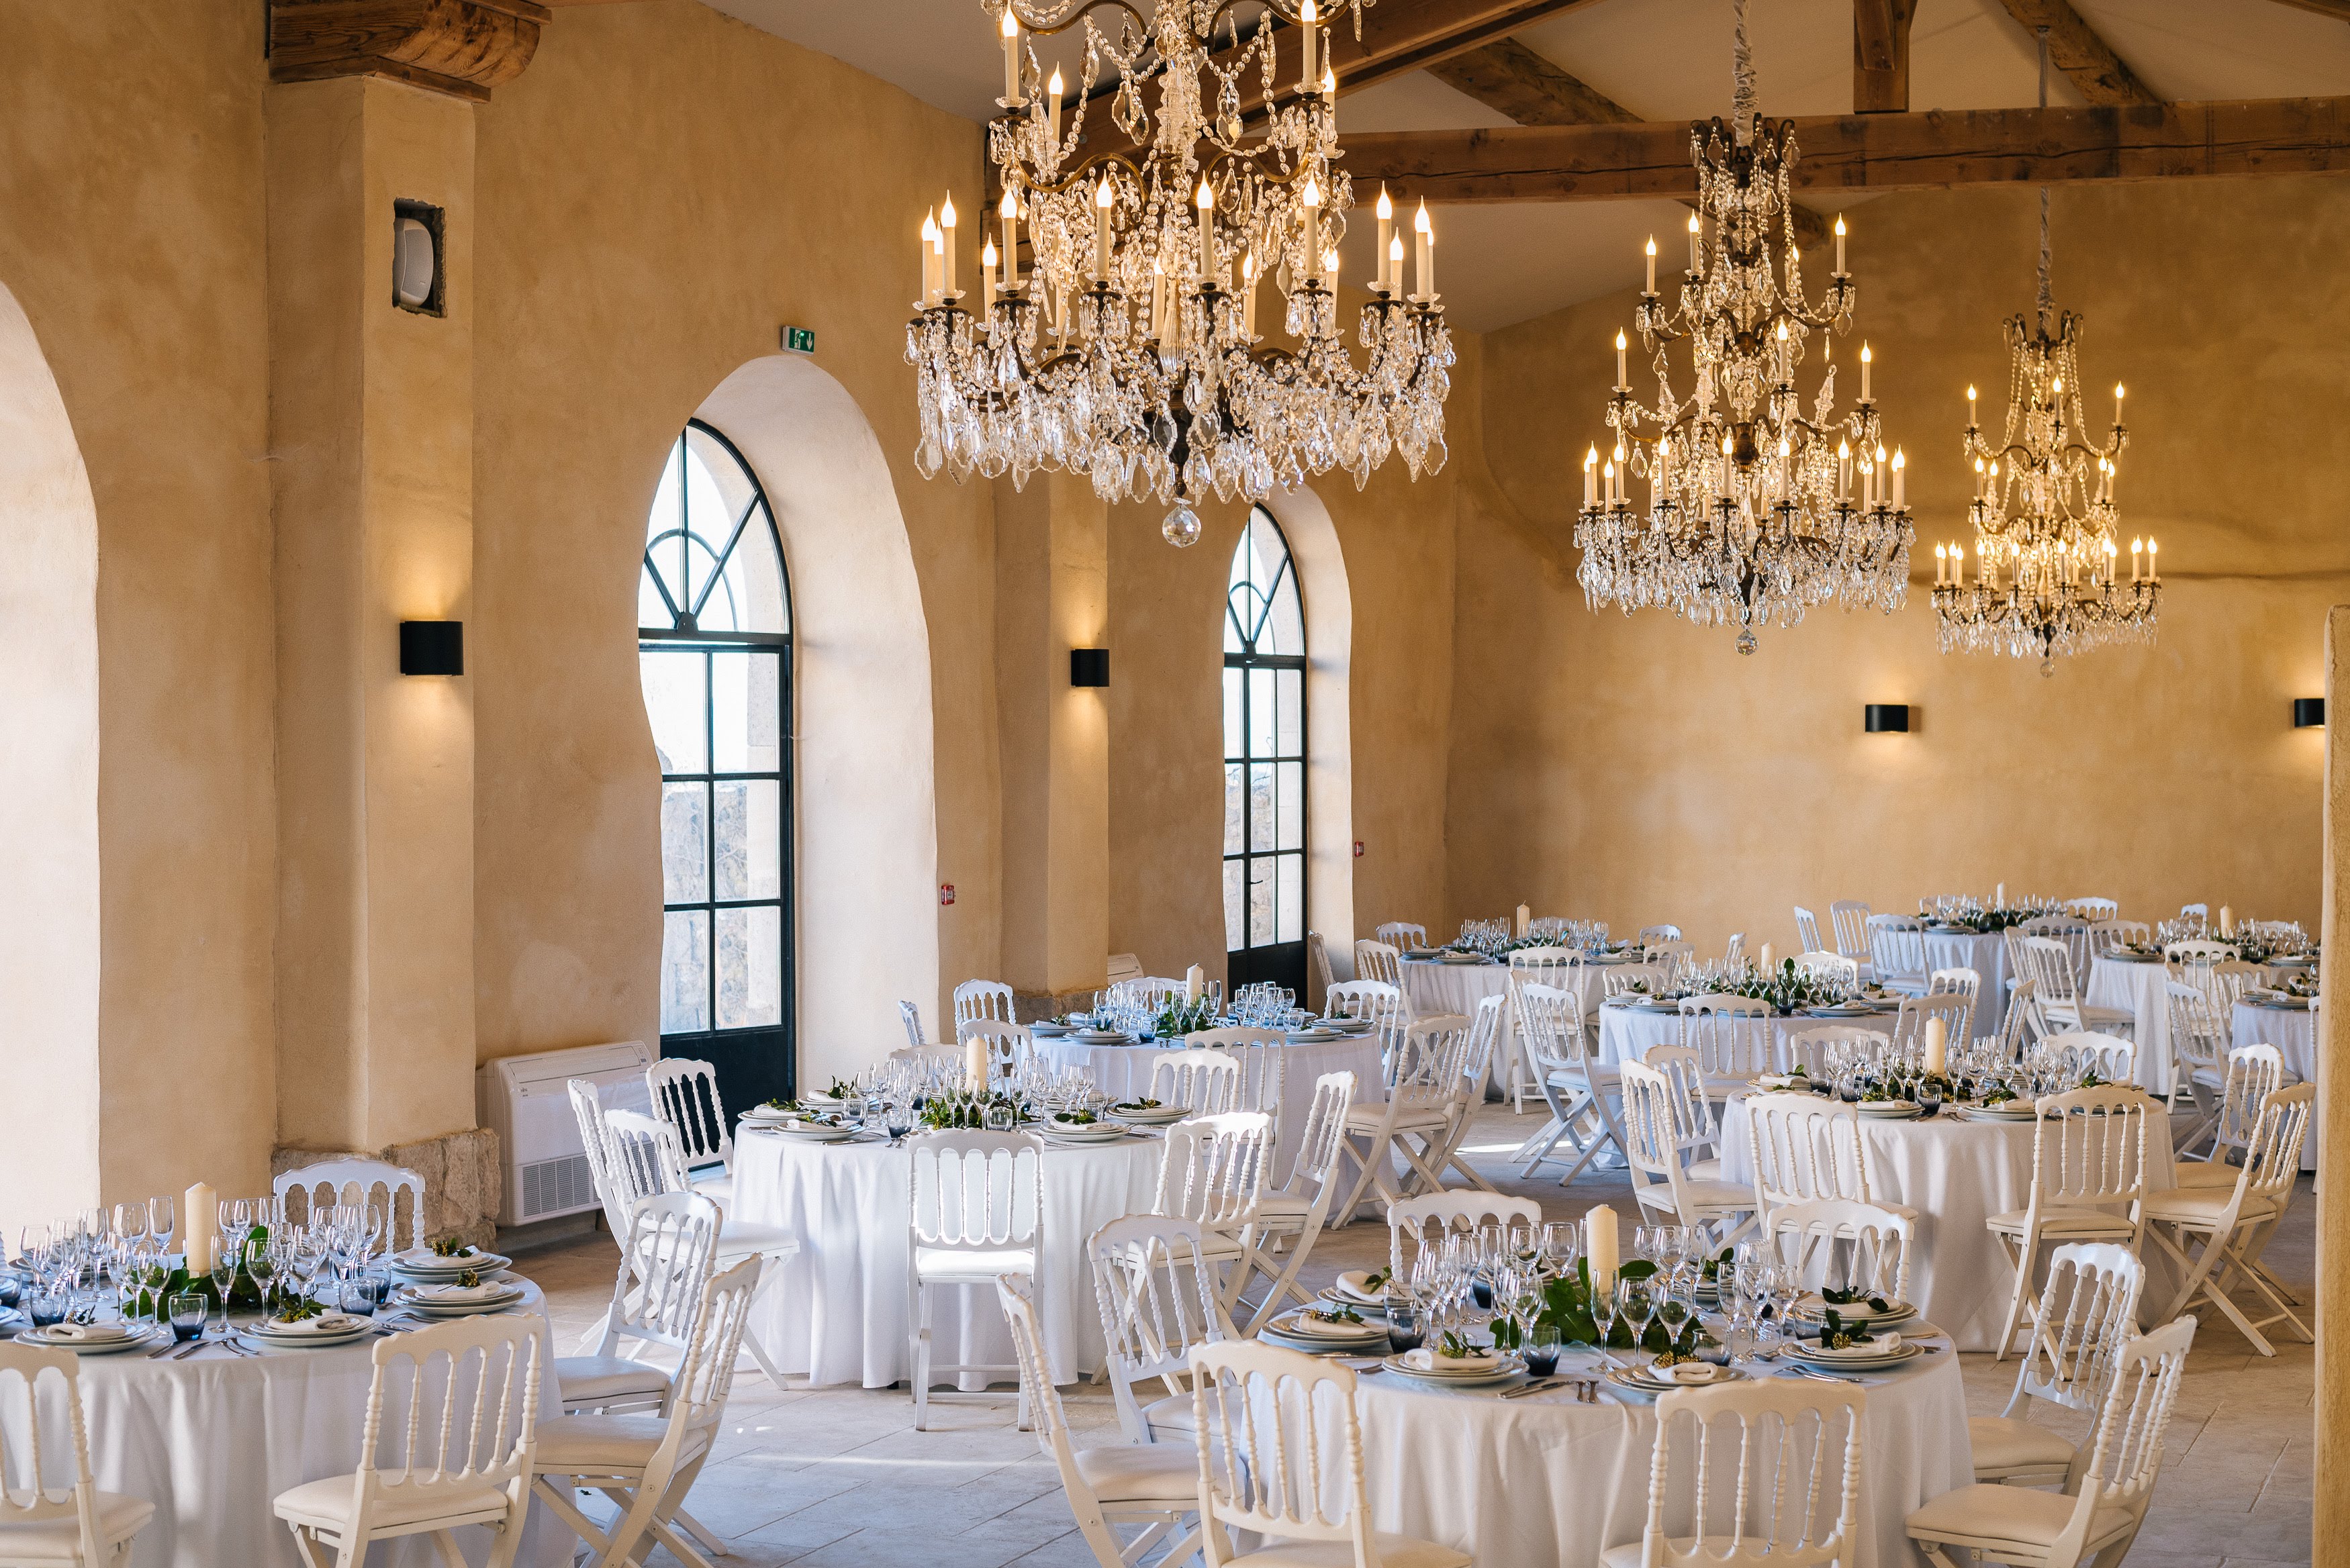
top-left (271, 1127), bottom-right (501, 1250)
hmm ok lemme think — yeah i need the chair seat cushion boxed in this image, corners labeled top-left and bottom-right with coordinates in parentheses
top-left (1072, 1442), bottom-right (1200, 1506)
top-left (1968, 1416), bottom-right (2078, 1479)
top-left (1906, 1483), bottom-right (2132, 1555)
top-left (914, 1245), bottom-right (1036, 1282)
top-left (2141, 1189), bottom-right (2278, 1228)
top-left (1344, 1106), bottom-right (1448, 1134)
top-left (1254, 1195), bottom-right (1313, 1224)
top-left (689, 1170), bottom-right (736, 1205)
top-left (715, 1220), bottom-right (800, 1261)
top-left (1229, 1532), bottom-right (1470, 1568)
top-left (1669, 1177), bottom-right (1754, 1212)
top-left (534, 1412), bottom-right (710, 1474)
top-left (275, 1473), bottom-right (513, 1534)
top-left (1602, 1537), bottom-right (1715, 1568)
top-left (2172, 1159), bottom-right (2241, 1189)
top-left (1685, 1158), bottom-right (1723, 1183)
top-left (0, 1492), bottom-right (154, 1561)
top-left (1139, 1391), bottom-right (1198, 1440)
top-left (555, 1354), bottom-right (672, 1409)
top-left (1983, 1207), bottom-right (2138, 1239)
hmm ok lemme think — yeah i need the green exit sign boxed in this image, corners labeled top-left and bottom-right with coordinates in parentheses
top-left (782, 325), bottom-right (816, 354)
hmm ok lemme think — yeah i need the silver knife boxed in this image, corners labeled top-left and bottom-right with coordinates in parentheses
top-left (1500, 1377), bottom-right (1566, 1400)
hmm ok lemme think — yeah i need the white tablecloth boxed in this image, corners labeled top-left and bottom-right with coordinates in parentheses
top-left (731, 1129), bottom-right (1158, 1388)
top-left (1344, 1344), bottom-right (1970, 1568)
top-left (1030, 1032), bottom-right (1386, 1181)
top-left (2084, 955), bottom-right (2175, 1095)
top-left (9, 1285), bottom-right (567, 1568)
top-left (1597, 1003), bottom-right (1897, 1070)
top-left (2232, 1000), bottom-right (2320, 1170)
top-left (1920, 929), bottom-right (2010, 1037)
top-left (1718, 1096), bottom-right (2176, 1351)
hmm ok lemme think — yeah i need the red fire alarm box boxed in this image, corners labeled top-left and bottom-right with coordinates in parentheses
top-left (939, 884), bottom-right (956, 905)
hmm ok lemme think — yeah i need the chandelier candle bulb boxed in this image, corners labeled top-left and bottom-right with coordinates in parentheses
top-left (1614, 330), bottom-right (1628, 392)
top-left (939, 195), bottom-right (957, 295)
top-left (1000, 187), bottom-right (1019, 289)
top-left (1243, 252), bottom-right (1259, 337)
top-left (1092, 175), bottom-right (1113, 281)
top-left (1687, 212), bottom-right (1701, 274)
top-left (1376, 187), bottom-right (1393, 293)
top-left (920, 209), bottom-right (940, 306)
top-left (1414, 200), bottom-right (1432, 301)
top-left (1645, 236), bottom-right (1657, 295)
top-left (1838, 439), bottom-right (1852, 501)
top-left (1000, 7), bottom-right (1022, 106)
top-left (1301, 176), bottom-right (1321, 283)
top-left (1387, 234), bottom-right (1403, 295)
top-left (981, 236), bottom-right (997, 308)
top-left (2131, 538), bottom-right (2142, 582)
top-left (2148, 538), bottom-right (2158, 581)
top-left (1194, 179), bottom-right (1213, 283)
top-left (1047, 64), bottom-right (1063, 142)
top-left (1891, 448), bottom-right (1906, 509)
top-left (1860, 342), bottom-right (1872, 401)
top-left (1585, 446), bottom-right (1598, 507)
top-left (1935, 542), bottom-right (1946, 585)
top-left (1299, 0), bottom-right (1317, 91)
top-left (1835, 213), bottom-right (1846, 274)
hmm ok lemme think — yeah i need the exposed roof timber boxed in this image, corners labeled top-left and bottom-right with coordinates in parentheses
top-left (2261, 0), bottom-right (2350, 19)
top-left (1429, 40), bottom-right (1827, 246)
top-left (1338, 95), bottom-right (2350, 202)
top-left (1852, 0), bottom-right (1918, 113)
top-left (1994, 0), bottom-right (2163, 107)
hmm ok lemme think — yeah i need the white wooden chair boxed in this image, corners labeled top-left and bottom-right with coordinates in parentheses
top-left (953, 978), bottom-right (1017, 1026)
top-left (996, 1276), bottom-right (1203, 1568)
top-left (1373, 921), bottom-right (1426, 952)
top-left (1642, 939), bottom-right (1695, 977)
top-left (2165, 982), bottom-right (2231, 1148)
top-left (1908, 1317), bottom-right (2197, 1568)
top-left (1351, 940), bottom-right (1404, 992)
top-left (273, 1159), bottom-right (427, 1253)
top-left (529, 1255), bottom-right (761, 1568)
top-left (1636, 923), bottom-right (1683, 945)
top-left (1602, 962), bottom-right (1670, 999)
top-left (0, 1341), bottom-right (154, 1565)
top-left (2178, 902), bottom-right (2210, 924)
top-left (1504, 946), bottom-right (1583, 1112)
top-left (1893, 989), bottom-right (1975, 1064)
top-left (646, 1057), bottom-right (735, 1204)
top-left (1386, 1191), bottom-right (1540, 1277)
top-left (2177, 1042), bottom-right (2287, 1178)
top-left (957, 1016), bottom-right (1033, 1083)
top-left (1868, 913), bottom-right (1930, 995)
top-left (1329, 1015), bottom-right (1471, 1224)
top-left (1765, 1197), bottom-right (1916, 1305)
top-left (1425, 995), bottom-right (1505, 1193)
top-left (1783, 1024), bottom-right (1889, 1081)
top-left (1987, 1085), bottom-right (2150, 1360)
top-left (1792, 905), bottom-right (1824, 954)
top-left (1619, 1058), bottom-right (1756, 1248)
top-left (2141, 1081), bottom-right (2314, 1355)
top-left (2163, 938), bottom-right (2237, 965)
top-left (1106, 953), bottom-right (1144, 986)
top-left (1155, 1112), bottom-right (1274, 1312)
top-left (1602, 1377), bottom-right (1866, 1568)
top-left (1744, 1094), bottom-right (1911, 1228)
top-left (2182, 957), bottom-right (2262, 1018)
top-left (1306, 930), bottom-right (1336, 1010)
top-left (2000, 976), bottom-right (2048, 1059)
top-left (1926, 967), bottom-right (1981, 1044)
top-left (1722, 931), bottom-right (1746, 967)
top-left (898, 999), bottom-right (928, 1049)
top-left (2020, 914), bottom-right (2098, 987)
top-left (2069, 897), bottom-right (2120, 921)
top-left (1970, 1242), bottom-right (2143, 1487)
top-left (2016, 936), bottom-right (2134, 1038)
top-left (1190, 1342), bottom-right (1470, 1568)
top-left (1149, 1050), bottom-right (1243, 1117)
top-left (2087, 918), bottom-right (2149, 960)
top-left (1087, 1214), bottom-right (1235, 1444)
top-left (906, 1130), bottom-right (1045, 1428)
top-left (1640, 1044), bottom-right (1724, 1174)
top-left (1677, 993), bottom-right (1774, 1094)
top-left (1323, 979), bottom-right (1407, 1054)
top-left (273, 1315), bottom-right (541, 1568)
top-left (569, 1079), bottom-right (633, 1262)
top-left (555, 1192), bottom-right (720, 1416)
top-left (1795, 950), bottom-right (1859, 987)
top-left (1828, 899), bottom-right (1875, 979)
top-left (1231, 1071), bottom-right (1359, 1332)
top-left (2042, 1030), bottom-right (2136, 1085)
top-left (1513, 982), bottom-right (1626, 1184)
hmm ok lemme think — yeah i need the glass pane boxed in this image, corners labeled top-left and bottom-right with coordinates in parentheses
top-left (716, 905), bottom-right (783, 1029)
top-left (1276, 763), bottom-right (1304, 852)
top-left (1264, 562), bottom-right (1304, 656)
top-left (1222, 667), bottom-right (1243, 758)
top-left (1224, 764), bottom-right (1245, 854)
top-left (1223, 593), bottom-right (1245, 654)
top-left (1248, 669), bottom-right (1274, 758)
top-left (1223, 860), bottom-right (1245, 954)
top-left (714, 650), bottom-right (784, 774)
top-left (1249, 764), bottom-right (1274, 852)
top-left (1248, 857), bottom-right (1274, 946)
top-left (684, 426), bottom-right (788, 635)
top-left (1277, 853), bottom-right (1303, 943)
top-left (660, 910), bottom-right (710, 1034)
top-left (661, 783), bottom-right (709, 903)
top-left (1275, 669), bottom-right (1303, 756)
top-left (640, 650), bottom-right (707, 774)
top-left (715, 780), bottom-right (782, 901)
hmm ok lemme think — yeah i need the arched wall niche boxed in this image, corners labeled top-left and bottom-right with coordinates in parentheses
top-left (1258, 485), bottom-right (1356, 989)
top-left (0, 281), bottom-right (100, 1218)
top-left (688, 354), bottom-right (940, 1085)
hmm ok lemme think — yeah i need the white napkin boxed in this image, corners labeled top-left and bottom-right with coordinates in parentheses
top-left (1402, 1346), bottom-right (1499, 1373)
top-left (1335, 1271), bottom-right (1396, 1304)
top-left (397, 1247), bottom-right (479, 1268)
top-left (266, 1312), bottom-right (365, 1335)
top-left (416, 1281), bottom-right (506, 1304)
top-left (1660, 1361), bottom-right (1728, 1385)
top-left (40, 1321), bottom-right (131, 1343)
top-left (1812, 1332), bottom-right (1900, 1359)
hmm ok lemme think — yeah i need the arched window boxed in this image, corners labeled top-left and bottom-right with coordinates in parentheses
top-left (1223, 507), bottom-right (1307, 994)
top-left (639, 420), bottom-right (794, 1107)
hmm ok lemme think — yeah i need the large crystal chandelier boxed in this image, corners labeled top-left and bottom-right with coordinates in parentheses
top-left (906, 0), bottom-right (1454, 546)
top-left (1573, 0), bottom-right (1910, 652)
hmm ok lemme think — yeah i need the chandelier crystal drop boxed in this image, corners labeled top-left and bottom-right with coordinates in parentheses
top-left (1930, 202), bottom-right (2155, 675)
top-left (905, 0), bottom-right (1454, 545)
top-left (1573, 0), bottom-right (1911, 652)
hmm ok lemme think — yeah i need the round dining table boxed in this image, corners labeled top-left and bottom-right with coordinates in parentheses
top-left (2087, 954), bottom-right (2306, 1098)
top-left (1331, 1340), bottom-right (1970, 1568)
top-left (1919, 928), bottom-right (2012, 1037)
top-left (1718, 1093), bottom-right (2178, 1351)
top-left (731, 1126), bottom-right (1158, 1389)
top-left (1596, 1000), bottom-right (1901, 1071)
top-left (1, 1283), bottom-right (567, 1568)
top-left (2232, 997), bottom-right (2320, 1170)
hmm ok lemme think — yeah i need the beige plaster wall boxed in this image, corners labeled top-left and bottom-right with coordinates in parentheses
top-left (1454, 176), bottom-right (2348, 955)
top-left (470, 0), bottom-right (998, 1065)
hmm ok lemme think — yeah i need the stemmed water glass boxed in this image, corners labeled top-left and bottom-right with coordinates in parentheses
top-left (1654, 1275), bottom-right (1694, 1357)
top-left (147, 1196), bottom-right (177, 1259)
top-left (1615, 1275), bottom-right (1656, 1365)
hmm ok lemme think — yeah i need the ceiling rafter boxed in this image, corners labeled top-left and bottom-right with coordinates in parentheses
top-left (1852, 0), bottom-right (1919, 113)
top-left (1995, 0), bottom-right (2163, 107)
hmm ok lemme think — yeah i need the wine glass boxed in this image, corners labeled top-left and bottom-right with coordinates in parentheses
top-left (1588, 1276), bottom-right (1620, 1369)
top-left (244, 1238), bottom-right (276, 1310)
top-left (1615, 1277), bottom-right (1656, 1362)
top-left (147, 1195), bottom-right (177, 1257)
top-left (1654, 1279), bottom-right (1694, 1357)
top-left (112, 1204), bottom-right (148, 1259)
top-left (208, 1242), bottom-right (238, 1330)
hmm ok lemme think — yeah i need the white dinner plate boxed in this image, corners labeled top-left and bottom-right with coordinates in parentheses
top-left (1073, 1030), bottom-right (1131, 1044)
top-left (1956, 1104), bottom-right (2037, 1122)
top-left (1437, 952), bottom-right (1489, 965)
top-left (1855, 1101), bottom-right (1922, 1119)
top-left (1109, 1104), bottom-right (1189, 1126)
top-left (1041, 1120), bottom-right (1126, 1142)
top-left (1381, 1352), bottom-right (1521, 1387)
top-left (391, 1248), bottom-right (513, 1277)
top-left (1787, 1340), bottom-right (1927, 1371)
top-left (247, 1320), bottom-right (375, 1348)
top-left (392, 1285), bottom-right (526, 1318)
top-left (15, 1324), bottom-right (163, 1355)
top-left (1607, 1361), bottom-right (1746, 1394)
top-left (1792, 1295), bottom-right (1916, 1327)
top-left (1286, 1028), bottom-right (1342, 1043)
top-left (1274, 1310), bottom-right (1387, 1340)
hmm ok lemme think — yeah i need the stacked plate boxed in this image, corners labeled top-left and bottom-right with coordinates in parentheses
top-left (1605, 1360), bottom-right (1746, 1398)
top-left (1286, 1026), bottom-right (1342, 1044)
top-left (1262, 1308), bottom-right (1389, 1356)
top-left (1325, 1018), bottom-right (1376, 1035)
top-left (1041, 1115), bottom-right (1127, 1146)
top-left (390, 1247), bottom-right (513, 1285)
top-left (1785, 1334), bottom-right (1927, 1373)
top-left (739, 1105), bottom-right (802, 1127)
top-left (771, 1118), bottom-right (861, 1143)
top-left (1325, 1271), bottom-right (1404, 1310)
top-left (244, 1311), bottom-right (374, 1350)
top-left (391, 1279), bottom-right (527, 1318)
top-left (1109, 1101), bottom-right (1189, 1127)
top-left (1380, 1347), bottom-right (1521, 1387)
top-left (1029, 1022), bottom-right (1074, 1036)
top-left (1957, 1101), bottom-right (2037, 1122)
top-left (1790, 1294), bottom-right (1918, 1332)
top-left (13, 1321), bottom-right (161, 1355)
top-left (1437, 952), bottom-right (1488, 965)
top-left (1856, 1100), bottom-right (1922, 1120)
top-left (1073, 1028), bottom-right (1131, 1045)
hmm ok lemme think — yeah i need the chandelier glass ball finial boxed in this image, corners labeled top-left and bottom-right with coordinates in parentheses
top-left (1162, 503), bottom-right (1203, 548)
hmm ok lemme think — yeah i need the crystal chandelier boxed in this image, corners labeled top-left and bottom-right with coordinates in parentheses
top-left (1930, 40), bottom-right (2155, 676)
top-left (1573, 0), bottom-right (1910, 652)
top-left (906, 0), bottom-right (1454, 546)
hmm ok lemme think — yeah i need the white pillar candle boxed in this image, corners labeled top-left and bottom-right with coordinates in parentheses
top-left (1758, 942), bottom-right (1773, 971)
top-left (2220, 905), bottom-right (2234, 937)
top-left (1996, 882), bottom-right (2006, 907)
top-left (1186, 964), bottom-right (1204, 1001)
top-left (1924, 1016), bottom-right (1947, 1078)
top-left (184, 1183), bottom-right (216, 1271)
top-left (966, 1034), bottom-right (989, 1093)
top-left (1515, 904), bottom-right (1530, 938)
top-left (1585, 1204), bottom-right (1619, 1300)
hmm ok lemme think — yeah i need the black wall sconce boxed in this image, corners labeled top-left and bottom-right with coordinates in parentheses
top-left (2295, 697), bottom-right (2325, 729)
top-left (1864, 703), bottom-right (1910, 734)
top-left (399, 620), bottom-right (465, 677)
top-left (1070, 648), bottom-right (1109, 688)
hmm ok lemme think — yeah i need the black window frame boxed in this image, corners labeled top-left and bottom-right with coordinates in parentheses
top-left (1223, 506), bottom-right (1308, 997)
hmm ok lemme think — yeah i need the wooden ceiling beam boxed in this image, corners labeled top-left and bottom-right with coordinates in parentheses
top-left (1852, 0), bottom-right (1919, 113)
top-left (2260, 0), bottom-right (2350, 20)
top-left (1995, 0), bottom-right (2161, 107)
top-left (269, 0), bottom-right (551, 101)
top-left (1337, 95), bottom-right (2350, 202)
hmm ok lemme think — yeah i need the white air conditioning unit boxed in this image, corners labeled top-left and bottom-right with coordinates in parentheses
top-left (475, 1041), bottom-right (654, 1228)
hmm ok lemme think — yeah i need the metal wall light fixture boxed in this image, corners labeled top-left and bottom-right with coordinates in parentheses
top-left (1070, 648), bottom-right (1109, 688)
top-left (399, 620), bottom-right (464, 676)
top-left (2295, 697), bottom-right (2324, 728)
top-left (1865, 703), bottom-right (1911, 733)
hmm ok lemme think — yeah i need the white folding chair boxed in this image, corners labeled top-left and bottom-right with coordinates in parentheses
top-left (1765, 1197), bottom-right (1916, 1305)
top-left (906, 1129), bottom-right (1044, 1428)
top-left (273, 1315), bottom-right (540, 1568)
top-left (1602, 1378), bottom-right (1866, 1568)
top-left (529, 1255), bottom-right (761, 1568)
top-left (1745, 1093), bottom-right (1910, 1228)
top-left (1893, 989), bottom-right (1975, 1065)
top-left (1987, 1086), bottom-right (2149, 1360)
top-left (1619, 1058), bottom-right (1755, 1248)
top-left (1088, 1215), bottom-right (1235, 1444)
top-left (1386, 1191), bottom-right (1541, 1277)
top-left (1868, 913), bottom-right (1930, 995)
top-left (1351, 940), bottom-right (1404, 992)
top-left (569, 1079), bottom-right (634, 1273)
top-left (1425, 995), bottom-right (1505, 1193)
top-left (1794, 950), bottom-right (1859, 987)
top-left (1373, 922), bottom-right (1426, 952)
top-left (2042, 1030), bottom-right (2136, 1085)
top-left (1783, 1024), bottom-right (1888, 1081)
top-left (2141, 1081), bottom-right (2314, 1355)
top-left (273, 1159), bottom-right (428, 1253)
top-left (1969, 1242), bottom-right (2143, 1487)
top-left (646, 1057), bottom-right (735, 1205)
top-left (1513, 982), bottom-right (1628, 1184)
top-left (0, 1341), bottom-right (154, 1565)
top-left (2000, 976), bottom-right (2047, 1059)
top-left (2016, 936), bottom-right (2134, 1037)
top-left (1925, 967), bottom-right (1981, 1044)
top-left (996, 1276), bottom-right (1203, 1568)
top-left (1909, 1318), bottom-right (2197, 1568)
top-left (1149, 1050), bottom-right (1243, 1117)
top-left (1636, 923), bottom-right (1683, 945)
top-left (1505, 946), bottom-right (1583, 1112)
top-left (1828, 899), bottom-right (1874, 979)
top-left (1190, 1342), bottom-right (1470, 1568)
top-left (953, 978), bottom-right (1016, 1026)
top-left (1231, 1071), bottom-right (1359, 1332)
top-left (1328, 1016), bottom-right (1472, 1224)
top-left (1155, 1112), bottom-right (1274, 1312)
top-left (899, 998), bottom-right (928, 1049)
top-left (1678, 993), bottom-right (1775, 1094)
top-left (2177, 1042), bottom-right (2286, 1178)
top-left (1792, 905), bottom-right (1824, 954)
top-left (555, 1192), bottom-right (720, 1415)
top-left (1306, 931), bottom-right (1336, 1010)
